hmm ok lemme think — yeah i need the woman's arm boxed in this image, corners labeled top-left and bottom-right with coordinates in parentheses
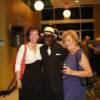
top-left (63, 52), bottom-right (93, 77)
top-left (71, 52), bottom-right (92, 77)
top-left (15, 45), bottom-right (25, 89)
top-left (15, 71), bottom-right (22, 89)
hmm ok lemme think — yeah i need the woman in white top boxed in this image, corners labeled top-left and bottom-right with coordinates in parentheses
top-left (15, 27), bottom-right (43, 100)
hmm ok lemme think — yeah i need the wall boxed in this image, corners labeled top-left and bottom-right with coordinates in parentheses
top-left (0, 0), bottom-right (40, 89)
top-left (0, 0), bottom-right (8, 90)
top-left (94, 4), bottom-right (100, 38)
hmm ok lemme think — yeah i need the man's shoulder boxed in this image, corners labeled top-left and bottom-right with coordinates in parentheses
top-left (54, 42), bottom-right (67, 52)
top-left (40, 44), bottom-right (47, 51)
top-left (53, 42), bottom-right (62, 48)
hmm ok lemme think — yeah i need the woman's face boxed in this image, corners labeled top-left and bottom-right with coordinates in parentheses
top-left (29, 30), bottom-right (39, 43)
top-left (63, 35), bottom-right (76, 51)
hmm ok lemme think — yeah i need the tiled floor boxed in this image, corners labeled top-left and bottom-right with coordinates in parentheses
top-left (0, 77), bottom-right (100, 100)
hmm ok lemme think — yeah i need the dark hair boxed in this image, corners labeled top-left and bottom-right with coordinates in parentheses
top-left (26, 27), bottom-right (39, 42)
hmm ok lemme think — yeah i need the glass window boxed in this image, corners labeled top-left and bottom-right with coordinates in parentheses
top-left (55, 23), bottom-right (80, 30)
top-left (55, 8), bottom-right (64, 20)
top-left (81, 6), bottom-right (93, 19)
top-left (81, 31), bottom-right (94, 41)
top-left (55, 7), bottom-right (80, 20)
top-left (70, 7), bottom-right (80, 19)
top-left (41, 8), bottom-right (54, 20)
top-left (81, 23), bottom-right (94, 30)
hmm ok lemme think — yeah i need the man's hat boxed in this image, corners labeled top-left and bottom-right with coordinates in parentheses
top-left (44, 27), bottom-right (55, 35)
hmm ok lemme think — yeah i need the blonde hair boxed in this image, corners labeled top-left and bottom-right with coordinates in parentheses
top-left (61, 30), bottom-right (79, 45)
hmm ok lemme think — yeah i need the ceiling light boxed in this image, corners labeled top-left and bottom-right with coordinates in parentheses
top-left (63, 9), bottom-right (71, 18)
top-left (34, 0), bottom-right (44, 11)
top-left (75, 0), bottom-right (79, 3)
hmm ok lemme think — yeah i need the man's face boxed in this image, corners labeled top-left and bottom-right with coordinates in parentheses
top-left (85, 36), bottom-right (90, 43)
top-left (43, 34), bottom-right (54, 46)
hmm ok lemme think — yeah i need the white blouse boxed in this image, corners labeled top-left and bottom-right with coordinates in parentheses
top-left (15, 44), bottom-right (42, 72)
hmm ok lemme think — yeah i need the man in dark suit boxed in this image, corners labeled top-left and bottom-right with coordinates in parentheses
top-left (40, 27), bottom-right (67, 100)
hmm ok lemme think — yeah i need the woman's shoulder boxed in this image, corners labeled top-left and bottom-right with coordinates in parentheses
top-left (18, 44), bottom-right (25, 49)
top-left (75, 48), bottom-right (83, 56)
top-left (75, 48), bottom-right (83, 61)
top-left (17, 44), bottom-right (26, 53)
top-left (77, 48), bottom-right (83, 53)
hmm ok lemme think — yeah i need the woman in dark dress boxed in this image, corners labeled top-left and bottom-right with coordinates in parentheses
top-left (61, 30), bottom-right (92, 100)
top-left (15, 27), bottom-right (43, 100)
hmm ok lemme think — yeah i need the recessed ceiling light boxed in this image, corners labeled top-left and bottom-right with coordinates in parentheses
top-left (75, 0), bottom-right (79, 3)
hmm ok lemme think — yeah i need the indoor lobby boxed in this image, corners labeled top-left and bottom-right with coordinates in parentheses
top-left (0, 0), bottom-right (100, 100)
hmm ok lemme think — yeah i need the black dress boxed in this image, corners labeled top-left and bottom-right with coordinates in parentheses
top-left (19, 60), bottom-right (42, 100)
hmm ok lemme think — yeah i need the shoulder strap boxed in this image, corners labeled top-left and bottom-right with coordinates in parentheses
top-left (23, 44), bottom-right (27, 60)
top-left (20, 44), bottom-right (27, 80)
top-left (75, 49), bottom-right (82, 70)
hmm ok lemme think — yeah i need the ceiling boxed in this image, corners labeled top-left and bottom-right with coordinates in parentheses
top-left (23, 0), bottom-right (100, 9)
top-left (51, 0), bottom-right (100, 8)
